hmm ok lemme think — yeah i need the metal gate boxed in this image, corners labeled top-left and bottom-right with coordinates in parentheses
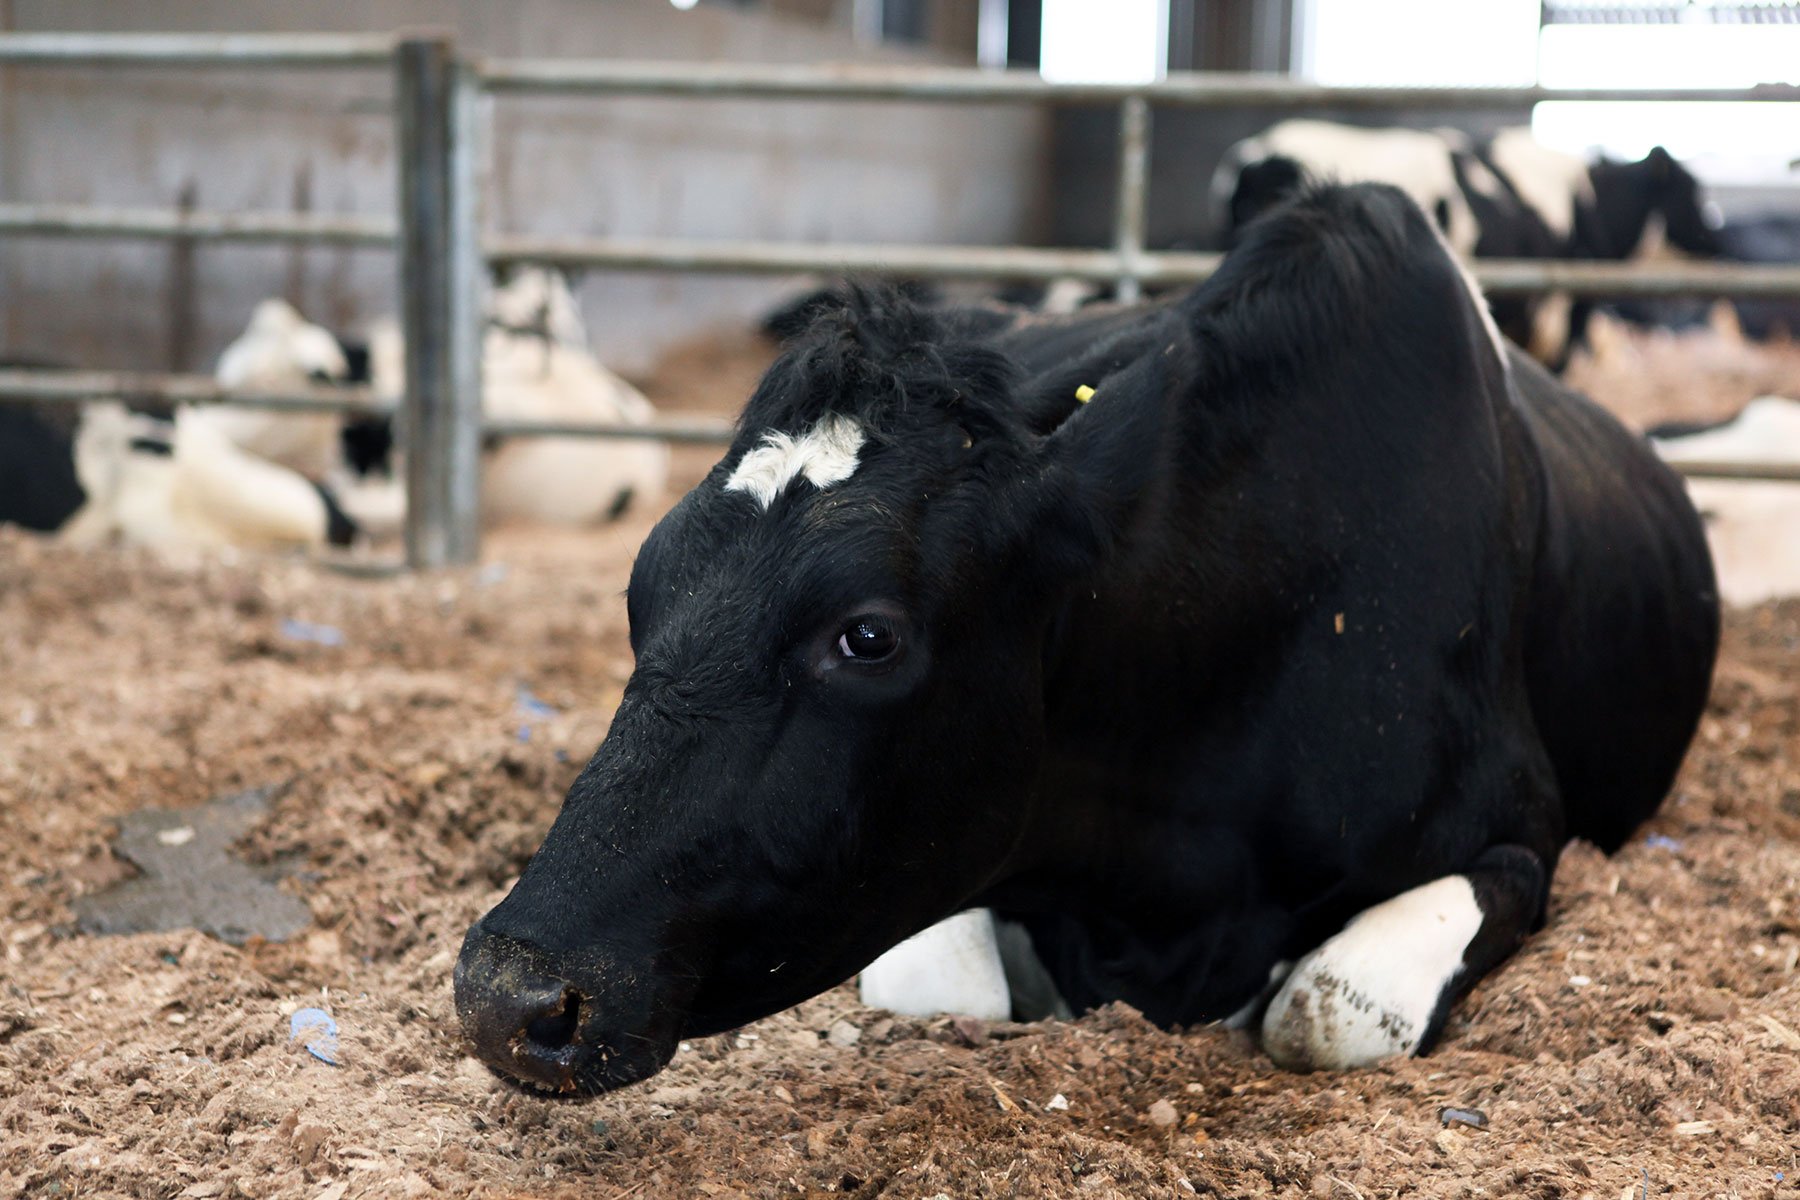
top-left (1, 32), bottom-right (1797, 566)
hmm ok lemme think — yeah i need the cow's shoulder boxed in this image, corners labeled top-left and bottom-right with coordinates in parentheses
top-left (1185, 183), bottom-right (1497, 384)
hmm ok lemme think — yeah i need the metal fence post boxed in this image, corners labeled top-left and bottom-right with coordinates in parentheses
top-left (1113, 94), bottom-right (1150, 305)
top-left (396, 35), bottom-right (483, 568)
top-left (449, 58), bottom-right (488, 549)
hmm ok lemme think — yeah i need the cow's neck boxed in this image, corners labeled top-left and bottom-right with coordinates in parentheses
top-left (1577, 173), bottom-right (1657, 260)
top-left (996, 473), bottom-right (1316, 908)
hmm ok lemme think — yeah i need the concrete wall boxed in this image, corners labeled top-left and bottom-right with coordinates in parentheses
top-left (0, 0), bottom-right (1048, 376)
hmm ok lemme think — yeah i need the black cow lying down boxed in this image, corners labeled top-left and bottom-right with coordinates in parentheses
top-left (455, 182), bottom-right (1719, 1094)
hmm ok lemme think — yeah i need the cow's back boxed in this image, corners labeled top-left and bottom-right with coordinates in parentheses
top-left (1512, 351), bottom-right (1719, 851)
top-left (0, 407), bottom-right (84, 533)
top-left (1217, 121), bottom-right (1478, 252)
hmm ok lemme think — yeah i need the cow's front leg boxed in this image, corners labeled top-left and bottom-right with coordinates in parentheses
top-left (1261, 845), bottom-right (1548, 1071)
top-left (857, 908), bottom-right (1012, 1021)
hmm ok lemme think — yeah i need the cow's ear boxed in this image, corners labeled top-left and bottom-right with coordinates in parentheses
top-left (1029, 340), bottom-right (1185, 572)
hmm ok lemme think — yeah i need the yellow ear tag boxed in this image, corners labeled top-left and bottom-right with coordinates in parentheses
top-left (1075, 385), bottom-right (1096, 404)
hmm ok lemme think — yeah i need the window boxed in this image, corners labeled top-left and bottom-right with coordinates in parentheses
top-left (1297, 0), bottom-right (1540, 87)
top-left (1534, 2), bottom-right (1800, 183)
top-left (1297, 0), bottom-right (1800, 183)
top-left (1039, 0), bottom-right (1168, 83)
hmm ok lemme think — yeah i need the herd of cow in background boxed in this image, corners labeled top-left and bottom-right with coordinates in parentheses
top-left (0, 267), bottom-right (669, 556)
top-left (0, 118), bottom-right (1796, 604)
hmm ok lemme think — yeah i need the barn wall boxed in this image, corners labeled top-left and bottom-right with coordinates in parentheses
top-left (0, 0), bottom-right (1047, 376)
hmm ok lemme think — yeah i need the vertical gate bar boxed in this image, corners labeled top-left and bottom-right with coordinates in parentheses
top-left (446, 58), bottom-right (486, 560)
top-left (1113, 94), bottom-right (1150, 305)
top-left (397, 34), bottom-right (481, 568)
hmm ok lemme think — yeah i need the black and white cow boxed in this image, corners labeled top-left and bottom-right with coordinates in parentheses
top-left (1651, 394), bottom-right (1800, 608)
top-left (1719, 215), bottom-right (1800, 342)
top-left (0, 400), bottom-right (358, 552)
top-left (1215, 120), bottom-right (1721, 367)
top-left (353, 269), bottom-right (670, 530)
top-left (0, 402), bottom-right (85, 536)
top-left (453, 182), bottom-right (1718, 1095)
top-left (210, 298), bottom-right (363, 481)
top-left (200, 297), bottom-right (413, 538)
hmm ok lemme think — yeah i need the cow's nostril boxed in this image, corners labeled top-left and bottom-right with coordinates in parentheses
top-left (524, 988), bottom-right (583, 1051)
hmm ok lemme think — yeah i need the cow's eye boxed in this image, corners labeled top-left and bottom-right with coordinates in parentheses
top-left (837, 617), bottom-right (899, 661)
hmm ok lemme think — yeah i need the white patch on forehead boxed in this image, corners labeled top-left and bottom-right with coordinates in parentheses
top-left (725, 413), bottom-right (865, 510)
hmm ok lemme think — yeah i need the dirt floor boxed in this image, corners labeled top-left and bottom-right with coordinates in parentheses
top-left (4, 322), bottom-right (1800, 1200)
top-left (1562, 306), bottom-right (1800, 432)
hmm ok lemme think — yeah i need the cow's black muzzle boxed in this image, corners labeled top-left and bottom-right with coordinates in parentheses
top-left (453, 923), bottom-right (678, 1096)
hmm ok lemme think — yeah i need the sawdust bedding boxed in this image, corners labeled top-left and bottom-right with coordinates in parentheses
top-left (2, 331), bottom-right (1798, 1200)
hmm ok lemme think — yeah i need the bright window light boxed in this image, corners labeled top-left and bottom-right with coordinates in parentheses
top-left (1533, 24), bottom-right (1800, 183)
top-left (1039, 0), bottom-right (1166, 84)
top-left (670, 0), bottom-right (699, 9)
top-left (1299, 1), bottom-right (1799, 184)
top-left (1300, 0), bottom-right (1539, 87)
top-left (1536, 23), bottom-right (1800, 91)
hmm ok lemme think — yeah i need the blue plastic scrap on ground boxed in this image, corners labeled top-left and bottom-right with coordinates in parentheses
top-left (515, 685), bottom-right (558, 720)
top-left (1644, 834), bottom-right (1683, 851)
top-left (289, 1007), bottom-right (340, 1066)
top-left (514, 685), bottom-right (559, 744)
top-left (279, 619), bottom-right (346, 648)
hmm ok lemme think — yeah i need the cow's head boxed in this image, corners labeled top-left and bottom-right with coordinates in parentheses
top-left (1591, 145), bottom-right (1720, 259)
top-left (217, 299), bottom-right (352, 389)
top-left (455, 289), bottom-right (1178, 1094)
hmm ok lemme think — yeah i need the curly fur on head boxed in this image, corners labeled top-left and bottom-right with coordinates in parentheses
top-left (740, 283), bottom-right (1027, 447)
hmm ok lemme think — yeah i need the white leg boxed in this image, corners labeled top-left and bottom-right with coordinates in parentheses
top-left (1262, 875), bottom-right (1484, 1071)
top-left (858, 908), bottom-right (1012, 1021)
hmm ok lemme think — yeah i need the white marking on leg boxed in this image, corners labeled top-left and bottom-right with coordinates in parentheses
top-left (1527, 291), bottom-right (1575, 365)
top-left (858, 908), bottom-right (1012, 1021)
top-left (725, 414), bottom-right (865, 510)
top-left (1262, 875), bottom-right (1483, 1071)
top-left (1628, 211), bottom-right (1672, 263)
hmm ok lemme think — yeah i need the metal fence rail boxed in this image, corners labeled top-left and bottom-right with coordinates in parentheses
top-left (485, 234), bottom-right (1800, 298)
top-left (0, 367), bottom-right (736, 442)
top-left (0, 203), bottom-right (396, 246)
top-left (3, 33), bottom-right (1799, 567)
top-left (476, 58), bottom-right (1800, 106)
top-left (14, 363), bottom-right (1792, 479)
top-left (0, 31), bottom-right (395, 67)
top-left (1657, 460), bottom-right (1800, 483)
top-left (0, 367), bottom-right (388, 414)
